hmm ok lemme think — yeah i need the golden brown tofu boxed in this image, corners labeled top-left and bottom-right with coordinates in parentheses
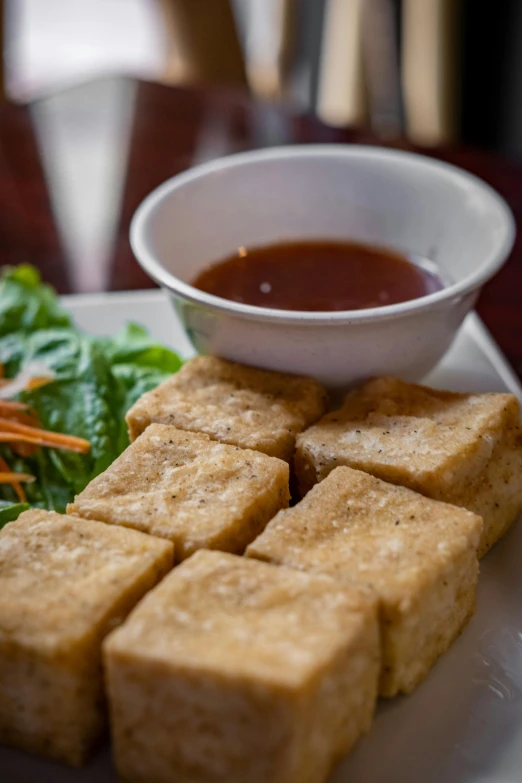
top-left (295, 377), bottom-right (522, 556)
top-left (247, 466), bottom-right (482, 696)
top-left (68, 424), bottom-right (289, 562)
top-left (125, 355), bottom-right (328, 462)
top-left (0, 510), bottom-right (173, 766)
top-left (104, 550), bottom-right (379, 783)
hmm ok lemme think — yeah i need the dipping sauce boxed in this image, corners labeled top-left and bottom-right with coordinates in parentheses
top-left (192, 240), bottom-right (443, 312)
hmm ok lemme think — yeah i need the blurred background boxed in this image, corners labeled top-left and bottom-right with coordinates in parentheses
top-left (1, 0), bottom-right (522, 307)
top-left (3, 0), bottom-right (522, 152)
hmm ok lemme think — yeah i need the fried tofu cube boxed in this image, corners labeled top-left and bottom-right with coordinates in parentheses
top-left (0, 510), bottom-right (173, 766)
top-left (125, 355), bottom-right (328, 462)
top-left (68, 424), bottom-right (289, 562)
top-left (247, 466), bottom-right (482, 696)
top-left (295, 377), bottom-right (522, 556)
top-left (104, 550), bottom-right (379, 783)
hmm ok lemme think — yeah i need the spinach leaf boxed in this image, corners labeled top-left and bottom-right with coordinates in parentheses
top-left (17, 334), bottom-right (122, 507)
top-left (0, 501), bottom-right (30, 528)
top-left (0, 332), bottom-right (29, 377)
top-left (110, 362), bottom-right (175, 454)
top-left (101, 323), bottom-right (181, 454)
top-left (9, 449), bottom-right (83, 512)
top-left (0, 266), bottom-right (71, 337)
top-left (0, 266), bottom-right (182, 513)
top-left (99, 323), bottom-right (182, 372)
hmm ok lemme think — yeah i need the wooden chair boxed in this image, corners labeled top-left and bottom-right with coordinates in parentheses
top-left (401, 0), bottom-right (460, 145)
top-left (159, 0), bottom-right (459, 145)
top-left (316, 0), bottom-right (368, 128)
top-left (1, 0), bottom-right (460, 143)
top-left (316, 0), bottom-right (460, 144)
top-left (159, 0), bottom-right (248, 87)
top-left (159, 0), bottom-right (299, 100)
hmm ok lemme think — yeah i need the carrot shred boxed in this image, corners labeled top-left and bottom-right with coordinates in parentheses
top-left (0, 418), bottom-right (90, 451)
top-left (0, 472), bottom-right (35, 483)
top-left (0, 433), bottom-right (88, 452)
top-left (0, 392), bottom-right (90, 501)
top-left (24, 377), bottom-right (52, 391)
top-left (0, 371), bottom-right (90, 490)
top-left (0, 456), bottom-right (27, 502)
top-left (0, 400), bottom-right (36, 413)
top-left (11, 442), bottom-right (40, 458)
top-left (0, 403), bottom-right (41, 449)
top-left (0, 431), bottom-right (90, 454)
top-left (0, 407), bottom-right (41, 429)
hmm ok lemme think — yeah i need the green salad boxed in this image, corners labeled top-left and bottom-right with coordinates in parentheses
top-left (0, 265), bottom-right (182, 522)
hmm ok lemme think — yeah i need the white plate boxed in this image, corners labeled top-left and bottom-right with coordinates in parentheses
top-left (3, 290), bottom-right (522, 783)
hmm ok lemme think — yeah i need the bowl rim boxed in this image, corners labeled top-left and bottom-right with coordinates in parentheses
top-left (130, 144), bottom-right (516, 325)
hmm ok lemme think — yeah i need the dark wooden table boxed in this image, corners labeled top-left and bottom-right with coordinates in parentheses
top-left (1, 77), bottom-right (521, 378)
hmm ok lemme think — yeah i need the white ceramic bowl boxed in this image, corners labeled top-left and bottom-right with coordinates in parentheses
top-left (130, 145), bottom-right (515, 390)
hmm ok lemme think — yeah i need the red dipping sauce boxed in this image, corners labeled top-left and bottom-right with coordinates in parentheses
top-left (192, 240), bottom-right (443, 312)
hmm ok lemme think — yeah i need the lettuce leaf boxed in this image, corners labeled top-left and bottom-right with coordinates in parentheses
top-left (100, 322), bottom-right (182, 372)
top-left (0, 267), bottom-right (182, 513)
top-left (0, 265), bottom-right (71, 337)
top-left (0, 501), bottom-right (30, 529)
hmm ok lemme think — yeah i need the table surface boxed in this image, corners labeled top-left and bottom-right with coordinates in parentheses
top-left (0, 76), bottom-right (521, 378)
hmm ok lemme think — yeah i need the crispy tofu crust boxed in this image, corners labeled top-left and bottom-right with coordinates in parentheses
top-left (0, 510), bottom-right (173, 766)
top-left (247, 466), bottom-right (482, 696)
top-left (68, 424), bottom-right (290, 561)
top-left (104, 550), bottom-right (380, 783)
top-left (125, 356), bottom-right (328, 462)
top-left (295, 377), bottom-right (522, 556)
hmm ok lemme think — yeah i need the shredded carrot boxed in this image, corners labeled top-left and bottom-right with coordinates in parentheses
top-left (0, 456), bottom-right (27, 502)
top-left (11, 442), bottom-right (40, 458)
top-left (24, 377), bottom-right (52, 391)
top-left (0, 381), bottom-right (91, 495)
top-left (0, 472), bottom-right (35, 483)
top-left (0, 432), bottom-right (90, 453)
top-left (0, 403), bottom-right (42, 457)
top-left (0, 424), bottom-right (90, 454)
top-left (0, 400), bottom-right (37, 413)
top-left (0, 418), bottom-right (90, 451)
top-left (0, 406), bottom-right (40, 428)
